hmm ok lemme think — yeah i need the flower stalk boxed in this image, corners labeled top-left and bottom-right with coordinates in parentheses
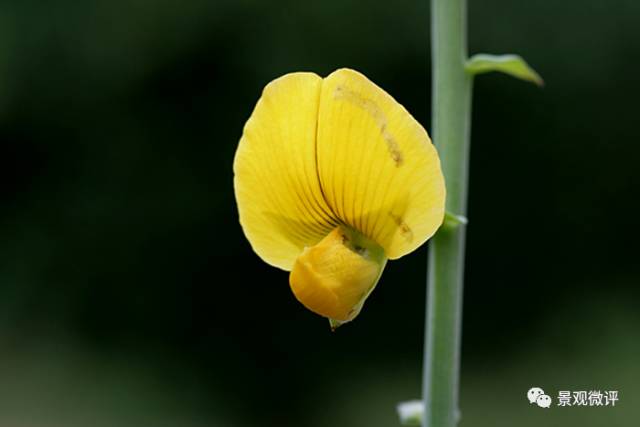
top-left (422, 0), bottom-right (472, 425)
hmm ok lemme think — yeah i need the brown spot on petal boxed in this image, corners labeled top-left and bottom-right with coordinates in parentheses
top-left (334, 85), bottom-right (403, 167)
top-left (379, 123), bottom-right (403, 166)
top-left (389, 212), bottom-right (414, 242)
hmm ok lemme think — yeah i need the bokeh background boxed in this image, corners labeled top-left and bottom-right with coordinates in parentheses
top-left (1, 0), bottom-right (639, 426)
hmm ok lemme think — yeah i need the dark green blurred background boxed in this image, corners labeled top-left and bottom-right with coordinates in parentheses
top-left (1, 0), bottom-right (638, 426)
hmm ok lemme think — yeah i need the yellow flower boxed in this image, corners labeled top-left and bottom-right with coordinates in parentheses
top-left (233, 69), bottom-right (445, 327)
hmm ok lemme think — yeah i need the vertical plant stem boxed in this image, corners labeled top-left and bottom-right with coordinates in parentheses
top-left (422, 0), bottom-right (472, 425)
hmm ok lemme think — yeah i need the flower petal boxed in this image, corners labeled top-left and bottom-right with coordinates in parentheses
top-left (289, 226), bottom-right (386, 322)
top-left (234, 73), bottom-right (338, 270)
top-left (316, 69), bottom-right (445, 259)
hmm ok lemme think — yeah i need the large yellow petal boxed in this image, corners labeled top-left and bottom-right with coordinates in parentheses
top-left (317, 69), bottom-right (445, 259)
top-left (234, 73), bottom-right (338, 270)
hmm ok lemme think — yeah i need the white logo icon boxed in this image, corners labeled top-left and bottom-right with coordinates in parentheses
top-left (536, 394), bottom-right (552, 408)
top-left (527, 387), bottom-right (544, 404)
top-left (528, 387), bottom-right (552, 408)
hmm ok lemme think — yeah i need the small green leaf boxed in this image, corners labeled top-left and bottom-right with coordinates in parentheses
top-left (466, 54), bottom-right (543, 86)
top-left (442, 212), bottom-right (468, 230)
top-left (397, 400), bottom-right (423, 426)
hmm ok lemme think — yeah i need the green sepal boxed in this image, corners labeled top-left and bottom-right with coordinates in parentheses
top-left (466, 54), bottom-right (543, 86)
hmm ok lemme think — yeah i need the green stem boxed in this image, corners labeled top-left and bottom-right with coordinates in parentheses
top-left (422, 0), bottom-right (472, 425)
